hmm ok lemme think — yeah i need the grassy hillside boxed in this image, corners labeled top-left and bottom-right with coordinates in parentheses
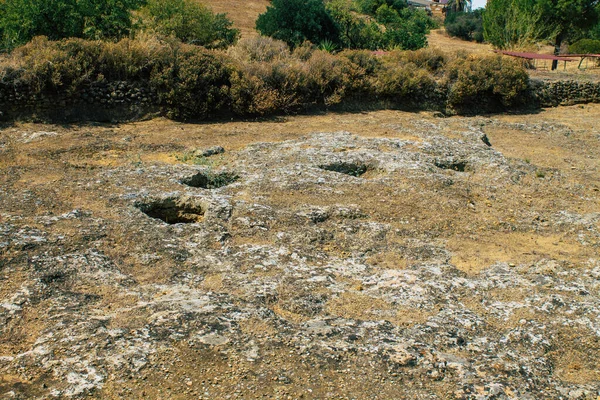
top-left (202, 0), bottom-right (269, 38)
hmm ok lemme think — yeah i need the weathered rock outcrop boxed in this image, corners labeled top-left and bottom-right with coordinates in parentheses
top-left (1, 110), bottom-right (599, 398)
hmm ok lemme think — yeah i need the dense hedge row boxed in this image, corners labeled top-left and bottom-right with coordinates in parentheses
top-left (0, 36), bottom-right (532, 121)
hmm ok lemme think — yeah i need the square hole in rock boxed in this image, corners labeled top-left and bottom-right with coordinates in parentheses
top-left (319, 162), bottom-right (371, 177)
top-left (137, 197), bottom-right (205, 224)
top-left (181, 171), bottom-right (238, 189)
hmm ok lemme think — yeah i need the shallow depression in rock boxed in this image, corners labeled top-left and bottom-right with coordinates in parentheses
top-left (318, 162), bottom-right (371, 177)
top-left (180, 171), bottom-right (239, 189)
top-left (434, 160), bottom-right (468, 172)
top-left (136, 197), bottom-right (205, 224)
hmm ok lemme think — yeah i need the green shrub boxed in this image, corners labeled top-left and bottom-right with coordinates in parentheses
top-left (94, 35), bottom-right (173, 81)
top-left (339, 49), bottom-right (382, 74)
top-left (150, 44), bottom-right (233, 119)
top-left (402, 48), bottom-right (448, 73)
top-left (230, 64), bottom-right (281, 116)
top-left (303, 50), bottom-right (364, 105)
top-left (590, 22), bottom-right (600, 40)
top-left (380, 48), bottom-right (447, 72)
top-left (0, 36), bottom-right (178, 91)
top-left (374, 63), bottom-right (437, 104)
top-left (228, 37), bottom-right (290, 62)
top-left (256, 0), bottom-right (340, 48)
top-left (230, 60), bottom-right (306, 115)
top-left (1, 37), bottom-right (102, 92)
top-left (445, 55), bottom-right (529, 112)
top-left (445, 10), bottom-right (484, 43)
top-left (292, 41), bottom-right (318, 61)
top-left (569, 38), bottom-right (600, 54)
top-left (140, 0), bottom-right (239, 49)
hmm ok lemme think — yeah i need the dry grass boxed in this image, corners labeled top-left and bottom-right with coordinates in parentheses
top-left (200, 0), bottom-right (269, 39)
top-left (448, 232), bottom-right (592, 274)
top-left (427, 28), bottom-right (492, 55)
top-left (326, 292), bottom-right (393, 320)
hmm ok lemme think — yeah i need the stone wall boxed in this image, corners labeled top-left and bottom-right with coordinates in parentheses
top-left (0, 80), bottom-right (158, 122)
top-left (531, 79), bottom-right (600, 107)
top-left (1, 78), bottom-right (599, 122)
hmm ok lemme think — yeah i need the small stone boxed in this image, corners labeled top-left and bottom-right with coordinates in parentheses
top-left (194, 146), bottom-right (225, 157)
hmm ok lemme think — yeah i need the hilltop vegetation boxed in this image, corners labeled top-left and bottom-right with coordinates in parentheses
top-left (0, 0), bottom-right (437, 53)
top-left (256, 0), bottom-right (436, 50)
top-left (0, 0), bottom-right (239, 52)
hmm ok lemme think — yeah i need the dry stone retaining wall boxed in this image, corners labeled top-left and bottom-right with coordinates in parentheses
top-left (531, 79), bottom-right (600, 107)
top-left (0, 80), bottom-right (158, 122)
top-left (1, 78), bottom-right (599, 122)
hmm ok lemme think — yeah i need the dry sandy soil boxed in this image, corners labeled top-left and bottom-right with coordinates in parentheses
top-left (1, 104), bottom-right (599, 399)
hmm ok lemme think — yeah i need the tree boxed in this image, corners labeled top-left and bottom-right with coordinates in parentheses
top-left (591, 22), bottom-right (600, 40)
top-left (445, 10), bottom-right (484, 42)
top-left (375, 5), bottom-right (433, 50)
top-left (483, 0), bottom-right (551, 49)
top-left (0, 0), bottom-right (144, 50)
top-left (141, 0), bottom-right (240, 49)
top-left (0, 0), bottom-right (81, 48)
top-left (326, 0), bottom-right (383, 49)
top-left (356, 0), bottom-right (408, 14)
top-left (256, 0), bottom-right (340, 48)
top-left (483, 0), bottom-right (599, 68)
top-left (536, 0), bottom-right (599, 68)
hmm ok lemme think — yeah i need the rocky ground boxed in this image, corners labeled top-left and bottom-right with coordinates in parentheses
top-left (1, 105), bottom-right (599, 399)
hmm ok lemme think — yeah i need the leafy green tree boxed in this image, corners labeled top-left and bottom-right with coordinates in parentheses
top-left (357, 0), bottom-right (407, 15)
top-left (536, 0), bottom-right (599, 68)
top-left (256, 0), bottom-right (340, 48)
top-left (141, 0), bottom-right (239, 49)
top-left (0, 0), bottom-right (143, 50)
top-left (484, 0), bottom-right (599, 67)
top-left (591, 23), bottom-right (600, 40)
top-left (80, 0), bottom-right (146, 40)
top-left (0, 0), bottom-right (81, 48)
top-left (375, 5), bottom-right (433, 50)
top-left (445, 10), bottom-right (484, 42)
top-left (326, 0), bottom-right (383, 49)
top-left (483, 0), bottom-right (548, 49)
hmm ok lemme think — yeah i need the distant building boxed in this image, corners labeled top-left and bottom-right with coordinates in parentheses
top-left (407, 0), bottom-right (433, 7)
top-left (430, 0), bottom-right (448, 19)
top-left (407, 0), bottom-right (448, 19)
